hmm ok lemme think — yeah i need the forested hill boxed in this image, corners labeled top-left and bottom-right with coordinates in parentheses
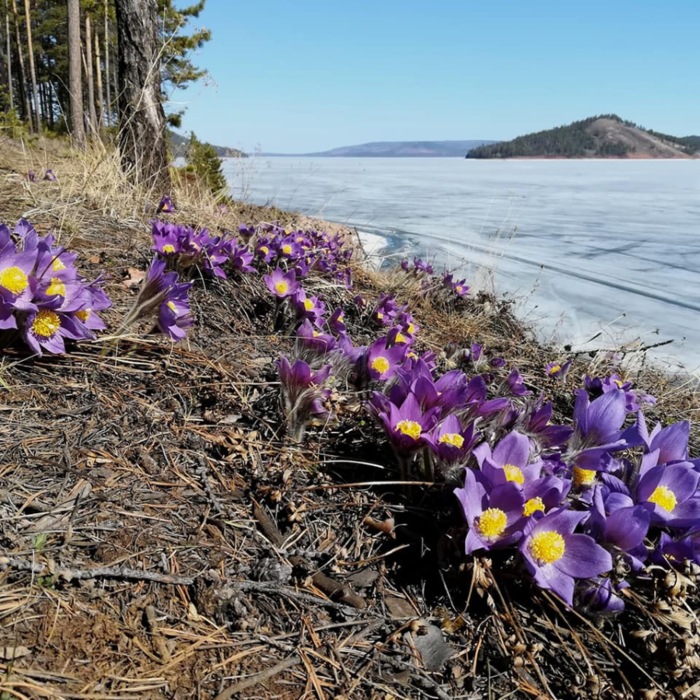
top-left (465, 115), bottom-right (700, 159)
top-left (169, 130), bottom-right (247, 158)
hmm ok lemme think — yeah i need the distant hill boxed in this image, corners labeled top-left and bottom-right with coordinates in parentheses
top-left (266, 140), bottom-right (496, 157)
top-left (465, 116), bottom-right (700, 159)
top-left (168, 130), bottom-right (247, 159)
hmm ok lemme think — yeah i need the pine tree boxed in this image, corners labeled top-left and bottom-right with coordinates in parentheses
top-left (67, 0), bottom-right (84, 147)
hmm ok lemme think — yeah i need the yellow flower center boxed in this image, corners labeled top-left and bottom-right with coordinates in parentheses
top-left (274, 281), bottom-right (288, 295)
top-left (504, 464), bottom-right (525, 484)
top-left (455, 286), bottom-right (462, 293)
top-left (523, 497), bottom-right (546, 517)
top-left (282, 244), bottom-right (293, 255)
top-left (260, 246), bottom-right (269, 255)
top-left (648, 485), bottom-right (677, 513)
top-left (376, 312), bottom-right (383, 320)
top-left (438, 433), bottom-right (464, 448)
top-left (163, 244), bottom-right (175, 253)
top-left (548, 364), bottom-right (561, 375)
top-left (477, 508), bottom-right (507, 538)
top-left (32, 310), bottom-right (60, 338)
top-left (52, 257), bottom-right (66, 271)
top-left (0, 266), bottom-right (29, 295)
top-left (573, 466), bottom-right (596, 488)
top-left (371, 356), bottom-right (390, 375)
top-left (395, 332), bottom-right (407, 344)
top-left (395, 419), bottom-right (421, 440)
top-left (304, 299), bottom-right (315, 311)
top-left (76, 309), bottom-right (91, 322)
top-left (337, 315), bottom-right (344, 323)
top-left (46, 277), bottom-right (66, 298)
top-left (296, 237), bottom-right (304, 243)
top-left (613, 379), bottom-right (624, 388)
top-left (407, 322), bottom-right (415, 334)
top-left (166, 301), bottom-right (176, 312)
top-left (530, 531), bottom-right (566, 564)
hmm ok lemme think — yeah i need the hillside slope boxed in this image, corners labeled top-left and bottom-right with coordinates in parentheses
top-left (466, 115), bottom-right (699, 159)
top-left (267, 140), bottom-right (496, 157)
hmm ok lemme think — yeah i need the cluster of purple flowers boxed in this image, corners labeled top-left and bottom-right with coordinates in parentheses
top-left (335, 326), bottom-right (690, 610)
top-left (28, 169), bottom-right (56, 183)
top-left (0, 219), bottom-right (111, 355)
top-left (397, 258), bottom-right (469, 300)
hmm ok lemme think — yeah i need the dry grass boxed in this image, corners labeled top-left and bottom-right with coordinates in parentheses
top-left (0, 136), bottom-right (699, 699)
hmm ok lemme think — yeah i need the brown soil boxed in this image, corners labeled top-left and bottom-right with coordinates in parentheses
top-left (0, 141), bottom-right (699, 699)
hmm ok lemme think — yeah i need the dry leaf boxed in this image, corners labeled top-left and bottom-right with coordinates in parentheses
top-left (122, 267), bottom-right (146, 288)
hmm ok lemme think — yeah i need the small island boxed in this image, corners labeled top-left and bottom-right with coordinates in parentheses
top-left (465, 115), bottom-right (700, 159)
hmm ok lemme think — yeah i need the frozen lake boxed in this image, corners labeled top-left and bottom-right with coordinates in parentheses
top-left (223, 157), bottom-right (700, 369)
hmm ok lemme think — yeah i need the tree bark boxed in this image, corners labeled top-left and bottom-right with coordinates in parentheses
top-left (4, 1), bottom-right (12, 109)
top-left (84, 14), bottom-right (96, 135)
top-left (10, 0), bottom-right (29, 123)
top-left (22, 0), bottom-right (39, 130)
top-left (114, 0), bottom-right (170, 190)
top-left (94, 24), bottom-right (104, 129)
top-left (67, 0), bottom-right (84, 148)
top-left (104, 0), bottom-right (110, 126)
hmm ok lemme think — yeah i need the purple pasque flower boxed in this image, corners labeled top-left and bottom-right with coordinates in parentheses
top-left (589, 485), bottom-right (650, 556)
top-left (567, 389), bottom-right (639, 484)
top-left (74, 280), bottom-right (111, 332)
top-left (372, 293), bottom-right (399, 325)
top-left (28, 171), bottom-right (37, 182)
top-left (635, 462), bottom-right (700, 528)
top-left (521, 476), bottom-right (571, 520)
top-left (256, 240), bottom-right (276, 264)
top-left (22, 306), bottom-right (87, 355)
top-left (0, 243), bottom-right (38, 321)
top-left (474, 431), bottom-right (543, 488)
top-left (453, 279), bottom-right (469, 296)
top-left (455, 470), bottom-right (525, 553)
top-left (523, 397), bottom-right (573, 449)
top-left (519, 507), bottom-right (613, 607)
top-left (546, 359), bottom-right (572, 380)
top-left (633, 412), bottom-right (691, 473)
top-left (373, 391), bottom-right (440, 455)
top-left (157, 195), bottom-right (174, 213)
top-left (277, 355), bottom-right (332, 441)
top-left (229, 243), bottom-right (256, 273)
top-left (425, 414), bottom-right (479, 465)
top-left (277, 236), bottom-right (302, 261)
top-left (291, 288), bottom-right (325, 326)
top-left (296, 318), bottom-right (336, 354)
top-left (117, 257), bottom-right (192, 341)
top-left (264, 267), bottom-right (300, 299)
top-left (328, 307), bottom-right (346, 334)
top-left (579, 577), bottom-right (628, 614)
top-left (157, 282), bottom-right (194, 340)
top-left (585, 373), bottom-right (656, 413)
top-left (43, 169), bottom-right (56, 182)
top-left (238, 224), bottom-right (256, 242)
top-left (151, 221), bottom-right (184, 257)
top-left (399, 259), bottom-right (410, 272)
top-left (507, 368), bottom-right (532, 397)
top-left (651, 532), bottom-right (700, 569)
top-left (367, 336), bottom-right (406, 381)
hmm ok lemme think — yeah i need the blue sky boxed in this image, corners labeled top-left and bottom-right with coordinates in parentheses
top-left (174, 0), bottom-right (699, 153)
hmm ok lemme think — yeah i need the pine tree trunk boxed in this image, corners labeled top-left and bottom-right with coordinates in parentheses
top-left (22, 0), bottom-right (39, 130)
top-left (94, 23), bottom-right (104, 130)
top-left (104, 0), bottom-right (110, 126)
top-left (4, 1), bottom-right (12, 109)
top-left (84, 14), bottom-right (96, 135)
top-left (67, 0), bottom-right (84, 148)
top-left (10, 0), bottom-right (29, 123)
top-left (114, 0), bottom-right (171, 191)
